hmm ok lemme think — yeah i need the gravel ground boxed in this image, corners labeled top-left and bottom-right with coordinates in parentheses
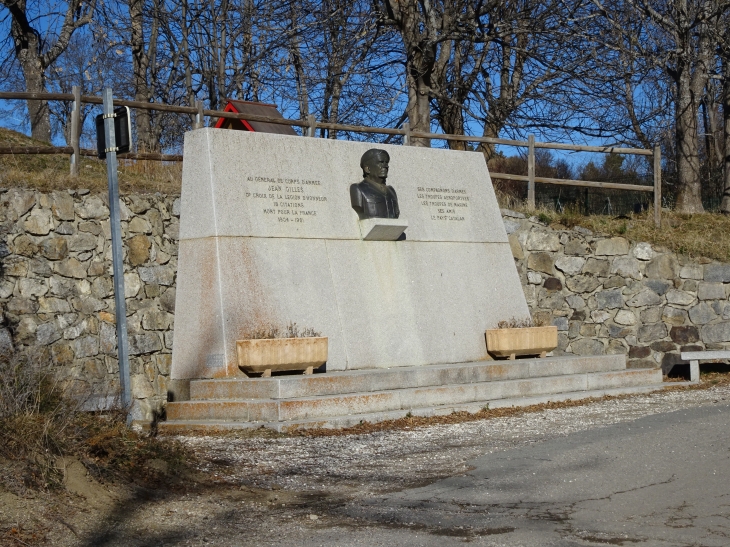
top-left (5, 382), bottom-right (729, 547)
top-left (180, 383), bottom-right (730, 496)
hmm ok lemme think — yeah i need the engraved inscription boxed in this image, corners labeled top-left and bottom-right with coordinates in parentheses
top-left (416, 186), bottom-right (469, 221)
top-left (246, 176), bottom-right (326, 223)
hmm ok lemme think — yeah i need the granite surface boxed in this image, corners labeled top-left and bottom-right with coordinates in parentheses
top-left (172, 130), bottom-right (527, 379)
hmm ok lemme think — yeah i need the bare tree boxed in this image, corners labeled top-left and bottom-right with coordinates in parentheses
top-left (0, 0), bottom-right (96, 142)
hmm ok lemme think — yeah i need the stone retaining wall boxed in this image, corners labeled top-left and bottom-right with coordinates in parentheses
top-left (504, 209), bottom-right (730, 370)
top-left (1, 189), bottom-right (729, 419)
top-left (0, 189), bottom-right (179, 419)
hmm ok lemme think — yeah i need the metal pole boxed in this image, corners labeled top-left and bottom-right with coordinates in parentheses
top-left (102, 88), bottom-right (131, 414)
top-left (653, 145), bottom-right (662, 227)
top-left (194, 100), bottom-right (204, 129)
top-left (402, 122), bottom-right (411, 146)
top-left (70, 86), bottom-right (80, 177)
top-left (306, 114), bottom-right (316, 137)
top-left (527, 134), bottom-right (536, 209)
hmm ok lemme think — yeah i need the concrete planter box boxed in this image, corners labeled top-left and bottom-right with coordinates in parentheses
top-left (485, 326), bottom-right (558, 360)
top-left (236, 337), bottom-right (328, 377)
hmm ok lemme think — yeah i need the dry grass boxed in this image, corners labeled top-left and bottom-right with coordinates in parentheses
top-left (496, 189), bottom-right (730, 263)
top-left (0, 349), bottom-right (192, 494)
top-left (0, 127), bottom-right (182, 195)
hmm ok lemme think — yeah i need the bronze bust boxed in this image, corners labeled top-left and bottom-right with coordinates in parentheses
top-left (350, 149), bottom-right (400, 219)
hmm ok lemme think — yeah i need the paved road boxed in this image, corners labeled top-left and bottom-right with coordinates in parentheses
top-left (283, 403), bottom-right (730, 546)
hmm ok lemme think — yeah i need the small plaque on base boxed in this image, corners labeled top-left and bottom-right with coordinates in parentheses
top-left (359, 218), bottom-right (408, 241)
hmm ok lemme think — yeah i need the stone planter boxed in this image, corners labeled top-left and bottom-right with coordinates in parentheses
top-left (236, 337), bottom-right (328, 377)
top-left (485, 326), bottom-right (557, 360)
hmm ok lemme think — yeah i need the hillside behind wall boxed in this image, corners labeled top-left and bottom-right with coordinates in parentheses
top-left (1, 189), bottom-right (730, 420)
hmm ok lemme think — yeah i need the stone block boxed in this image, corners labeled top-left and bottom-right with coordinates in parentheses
top-left (638, 323), bottom-right (667, 342)
top-left (680, 264), bottom-right (703, 280)
top-left (76, 196), bottom-right (109, 220)
top-left (52, 341), bottom-right (75, 365)
top-left (23, 209), bottom-right (53, 235)
top-left (662, 306), bottom-right (688, 326)
top-left (19, 278), bottom-right (48, 298)
top-left (565, 275), bottom-right (601, 294)
top-left (526, 230), bottom-right (560, 251)
top-left (127, 195), bottom-right (151, 214)
top-left (645, 254), bottom-right (678, 279)
top-left (128, 216), bottom-right (151, 234)
top-left (629, 346), bottom-right (651, 359)
top-left (670, 325), bottom-right (699, 344)
top-left (7, 297), bottom-right (38, 314)
top-left (614, 310), bottom-right (636, 325)
top-left (610, 256), bottom-right (641, 280)
top-left (697, 282), bottom-right (726, 301)
top-left (688, 302), bottom-right (717, 325)
top-left (595, 289), bottom-right (624, 309)
top-left (565, 295), bottom-right (585, 310)
top-left (603, 276), bottom-right (626, 289)
top-left (41, 237), bottom-right (68, 260)
top-left (359, 218), bottom-right (408, 241)
top-left (626, 290), bottom-right (662, 307)
top-left (704, 264), bottom-right (730, 283)
top-left (73, 335), bottom-right (99, 358)
top-left (128, 234), bottom-right (151, 266)
top-left (508, 234), bottom-right (524, 259)
top-left (632, 242), bottom-right (654, 260)
top-left (527, 271), bottom-right (542, 284)
top-left (595, 237), bottom-right (629, 256)
top-left (50, 191), bottom-right (75, 221)
top-left (571, 338), bottom-right (605, 355)
top-left (665, 289), bottom-right (695, 306)
top-left (645, 279), bottom-right (672, 295)
top-left (503, 219), bottom-right (521, 234)
top-left (38, 297), bottom-right (72, 314)
top-left (543, 277), bottom-right (562, 291)
top-left (55, 258), bottom-right (87, 279)
top-left (3, 188), bottom-right (35, 220)
top-left (552, 316), bottom-right (569, 331)
top-left (36, 322), bottom-right (61, 345)
top-left (138, 265), bottom-right (175, 286)
top-left (650, 340), bottom-right (676, 352)
top-left (527, 252), bottom-right (554, 274)
top-left (68, 233), bottom-right (98, 252)
top-left (591, 310), bottom-right (611, 323)
top-left (582, 258), bottom-right (609, 277)
top-left (100, 321), bottom-right (117, 354)
top-left (129, 333), bottom-right (163, 355)
top-left (564, 239), bottom-right (589, 256)
top-left (700, 323), bottom-right (730, 343)
top-left (555, 256), bottom-right (585, 275)
top-left (13, 234), bottom-right (38, 256)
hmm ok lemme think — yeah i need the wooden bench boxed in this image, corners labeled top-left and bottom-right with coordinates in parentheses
top-left (680, 351), bottom-right (730, 382)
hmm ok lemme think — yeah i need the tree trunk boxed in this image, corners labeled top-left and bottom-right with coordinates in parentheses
top-left (130, 0), bottom-right (154, 151)
top-left (19, 47), bottom-right (51, 143)
top-left (673, 66), bottom-right (705, 213)
top-left (722, 56), bottom-right (730, 214)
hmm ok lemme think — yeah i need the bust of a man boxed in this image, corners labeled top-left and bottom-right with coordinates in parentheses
top-left (350, 149), bottom-right (400, 219)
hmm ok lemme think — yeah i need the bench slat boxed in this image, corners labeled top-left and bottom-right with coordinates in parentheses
top-left (680, 351), bottom-right (730, 360)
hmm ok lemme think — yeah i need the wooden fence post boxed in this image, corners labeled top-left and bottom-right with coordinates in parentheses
top-left (654, 145), bottom-right (662, 227)
top-left (69, 85), bottom-right (81, 177)
top-left (402, 122), bottom-right (411, 146)
top-left (527, 134), bottom-right (535, 209)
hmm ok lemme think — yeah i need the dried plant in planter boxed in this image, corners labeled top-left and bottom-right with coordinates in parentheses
top-left (244, 322), bottom-right (321, 340)
top-left (497, 315), bottom-right (550, 329)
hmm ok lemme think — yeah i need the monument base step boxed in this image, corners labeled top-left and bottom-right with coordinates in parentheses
top-left (159, 356), bottom-right (670, 433)
top-left (158, 383), bottom-right (669, 434)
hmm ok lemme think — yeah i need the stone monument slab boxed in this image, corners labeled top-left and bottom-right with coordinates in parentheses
top-left (172, 129), bottom-right (529, 379)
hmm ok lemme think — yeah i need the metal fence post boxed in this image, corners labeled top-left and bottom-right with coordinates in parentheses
top-left (102, 88), bottom-right (132, 416)
top-left (306, 114), bottom-right (316, 137)
top-left (653, 145), bottom-right (662, 227)
top-left (402, 122), bottom-right (411, 146)
top-left (194, 100), bottom-right (204, 129)
top-left (69, 86), bottom-right (81, 177)
top-left (527, 134), bottom-right (536, 209)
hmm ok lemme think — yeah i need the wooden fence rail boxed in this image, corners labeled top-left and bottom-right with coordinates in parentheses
top-left (0, 90), bottom-right (661, 226)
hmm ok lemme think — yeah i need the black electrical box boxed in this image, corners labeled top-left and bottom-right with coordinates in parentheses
top-left (95, 106), bottom-right (132, 159)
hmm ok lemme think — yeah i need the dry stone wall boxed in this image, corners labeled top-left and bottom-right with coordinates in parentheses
top-left (504, 209), bottom-right (730, 371)
top-left (0, 189), bottom-right (179, 419)
top-left (1, 189), bottom-right (729, 420)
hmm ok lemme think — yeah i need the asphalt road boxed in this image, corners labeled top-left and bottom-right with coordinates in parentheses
top-left (283, 403), bottom-right (730, 546)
